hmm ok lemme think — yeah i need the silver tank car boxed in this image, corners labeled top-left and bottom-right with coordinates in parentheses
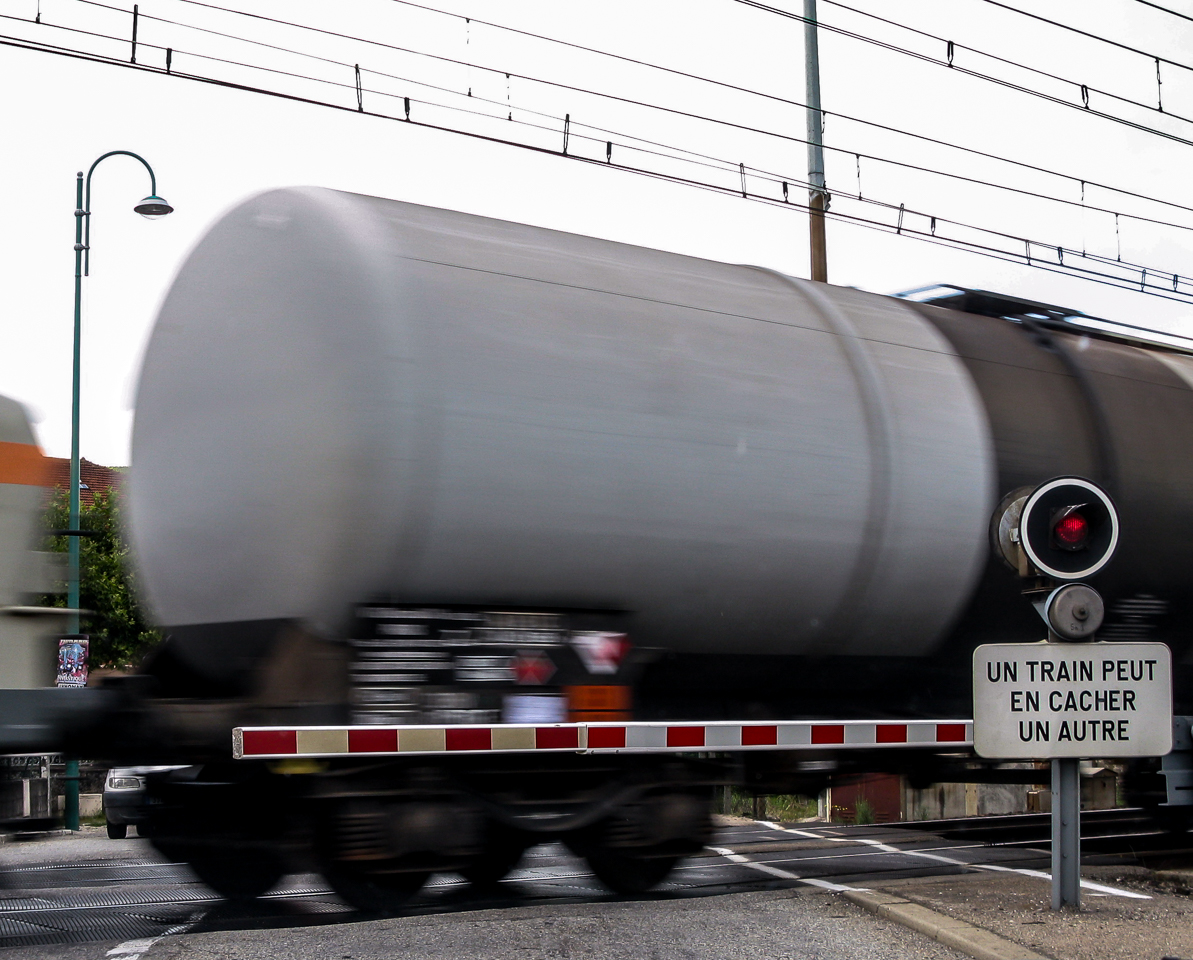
top-left (129, 187), bottom-right (995, 659)
top-left (93, 191), bottom-right (1193, 908)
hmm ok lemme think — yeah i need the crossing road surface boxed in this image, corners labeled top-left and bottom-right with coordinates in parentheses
top-left (0, 820), bottom-right (1150, 959)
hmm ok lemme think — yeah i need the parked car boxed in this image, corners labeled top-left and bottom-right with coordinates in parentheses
top-left (102, 766), bottom-right (186, 839)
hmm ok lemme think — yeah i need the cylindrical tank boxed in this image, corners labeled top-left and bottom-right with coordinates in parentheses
top-left (129, 188), bottom-right (995, 658)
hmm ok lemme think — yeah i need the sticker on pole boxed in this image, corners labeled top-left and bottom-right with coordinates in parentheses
top-left (973, 641), bottom-right (1173, 759)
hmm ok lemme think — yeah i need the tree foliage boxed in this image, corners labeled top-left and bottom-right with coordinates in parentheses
top-left (42, 486), bottom-right (162, 669)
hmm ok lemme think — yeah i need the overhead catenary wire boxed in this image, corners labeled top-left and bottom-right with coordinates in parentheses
top-left (2, 25), bottom-right (1190, 311)
top-left (976, 0), bottom-right (1193, 75)
top-left (10, 25), bottom-right (1188, 289)
top-left (69, 0), bottom-right (1193, 244)
top-left (811, 0), bottom-right (1193, 125)
top-left (7, 8), bottom-right (1192, 299)
top-left (1131, 0), bottom-right (1193, 24)
top-left (730, 0), bottom-right (1193, 150)
top-left (70, 0), bottom-right (1193, 229)
top-left (3, 8), bottom-right (827, 192)
top-left (3, 7), bottom-right (839, 194)
top-left (814, 0), bottom-right (1190, 125)
top-left (0, 10), bottom-right (899, 205)
top-left (35, 0), bottom-right (1193, 240)
top-left (373, 0), bottom-right (1193, 221)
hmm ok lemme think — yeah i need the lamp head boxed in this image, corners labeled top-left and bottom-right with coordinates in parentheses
top-left (133, 195), bottom-right (174, 219)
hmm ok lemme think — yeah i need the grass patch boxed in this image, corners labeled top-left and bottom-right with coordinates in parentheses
top-left (853, 797), bottom-right (875, 825)
top-left (721, 788), bottom-right (818, 821)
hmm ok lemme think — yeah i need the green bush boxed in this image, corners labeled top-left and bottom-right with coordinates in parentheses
top-left (41, 487), bottom-right (162, 669)
top-left (853, 797), bottom-right (875, 825)
top-left (721, 789), bottom-right (818, 821)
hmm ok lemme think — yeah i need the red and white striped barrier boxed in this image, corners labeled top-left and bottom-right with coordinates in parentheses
top-left (232, 720), bottom-right (972, 759)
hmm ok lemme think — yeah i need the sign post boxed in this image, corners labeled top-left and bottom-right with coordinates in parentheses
top-left (1052, 756), bottom-right (1079, 909)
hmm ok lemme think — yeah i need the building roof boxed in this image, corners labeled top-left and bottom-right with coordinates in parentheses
top-left (44, 458), bottom-right (125, 507)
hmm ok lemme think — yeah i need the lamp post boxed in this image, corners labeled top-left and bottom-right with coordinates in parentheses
top-left (65, 151), bottom-right (172, 830)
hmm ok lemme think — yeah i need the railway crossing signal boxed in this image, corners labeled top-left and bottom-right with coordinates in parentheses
top-left (977, 477), bottom-right (1172, 910)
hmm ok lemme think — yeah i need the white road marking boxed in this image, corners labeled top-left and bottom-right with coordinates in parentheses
top-left (758, 821), bottom-right (1151, 899)
top-left (103, 918), bottom-right (197, 959)
top-left (706, 845), bottom-right (867, 892)
top-left (106, 938), bottom-right (161, 959)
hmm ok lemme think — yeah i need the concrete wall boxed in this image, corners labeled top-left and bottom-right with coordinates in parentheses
top-left (902, 780), bottom-right (1035, 820)
top-left (53, 793), bottom-right (102, 818)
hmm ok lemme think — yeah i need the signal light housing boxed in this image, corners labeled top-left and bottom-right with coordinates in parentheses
top-left (1019, 478), bottom-right (1118, 581)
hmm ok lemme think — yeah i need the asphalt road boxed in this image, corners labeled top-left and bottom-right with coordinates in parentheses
top-left (0, 819), bottom-right (1150, 960)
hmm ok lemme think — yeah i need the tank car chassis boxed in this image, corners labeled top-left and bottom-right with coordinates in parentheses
top-left (93, 603), bottom-right (976, 909)
top-left (120, 716), bottom-right (972, 908)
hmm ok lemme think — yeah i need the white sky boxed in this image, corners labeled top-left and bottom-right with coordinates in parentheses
top-left (2, 0), bottom-right (1193, 464)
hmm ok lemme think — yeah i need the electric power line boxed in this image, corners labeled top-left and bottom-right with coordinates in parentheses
top-left (820, 0), bottom-right (1183, 119)
top-left (2, 22), bottom-right (1191, 308)
top-left (45, 0), bottom-right (1193, 240)
top-left (86, 0), bottom-right (1193, 229)
top-left (730, 0), bottom-right (1193, 150)
top-left (976, 0), bottom-right (1193, 75)
top-left (374, 0), bottom-right (1193, 221)
top-left (1130, 0), bottom-right (1193, 24)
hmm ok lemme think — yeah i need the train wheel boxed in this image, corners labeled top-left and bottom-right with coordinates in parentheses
top-left (460, 822), bottom-right (530, 888)
top-left (582, 848), bottom-right (679, 894)
top-left (564, 824), bottom-right (680, 894)
top-left (321, 863), bottom-right (430, 914)
top-left (143, 806), bottom-right (287, 901)
top-left (188, 852), bottom-right (286, 902)
top-left (564, 790), bottom-right (711, 894)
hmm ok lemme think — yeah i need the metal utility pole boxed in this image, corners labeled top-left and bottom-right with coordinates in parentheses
top-left (804, 0), bottom-right (828, 283)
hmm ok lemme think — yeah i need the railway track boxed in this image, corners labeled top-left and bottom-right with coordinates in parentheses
top-left (886, 807), bottom-right (1193, 857)
top-left (0, 813), bottom-right (1183, 951)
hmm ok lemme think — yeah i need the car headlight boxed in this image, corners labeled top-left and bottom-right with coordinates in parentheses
top-left (108, 777), bottom-right (142, 789)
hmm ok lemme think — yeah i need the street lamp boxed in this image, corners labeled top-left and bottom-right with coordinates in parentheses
top-left (67, 151), bottom-right (173, 634)
top-left (64, 152), bottom-right (171, 831)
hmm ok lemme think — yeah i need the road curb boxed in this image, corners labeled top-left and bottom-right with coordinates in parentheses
top-left (843, 889), bottom-right (1051, 960)
top-left (0, 829), bottom-right (73, 845)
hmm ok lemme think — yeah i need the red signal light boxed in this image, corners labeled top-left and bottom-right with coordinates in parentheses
top-left (1053, 511), bottom-right (1089, 548)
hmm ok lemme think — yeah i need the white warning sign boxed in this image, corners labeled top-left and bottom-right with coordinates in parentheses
top-left (973, 641), bottom-right (1173, 759)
